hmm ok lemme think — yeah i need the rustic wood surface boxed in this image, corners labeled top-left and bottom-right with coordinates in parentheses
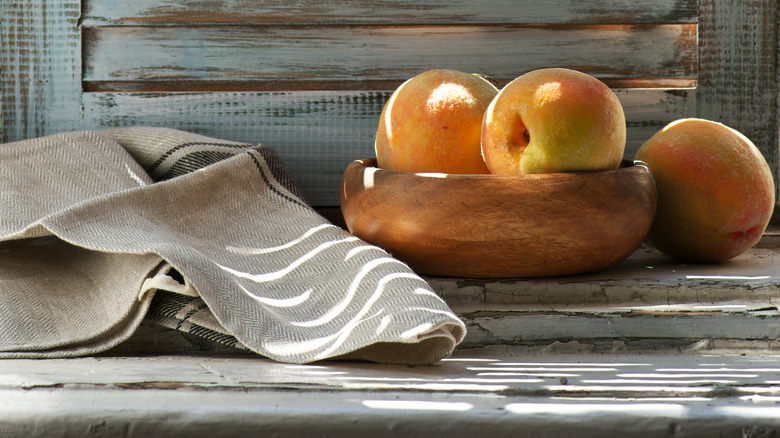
top-left (695, 0), bottom-right (780, 199)
top-left (3, 0), bottom-right (778, 207)
top-left (81, 24), bottom-right (697, 90)
top-left (0, 1), bottom-right (82, 142)
top-left (2, 4), bottom-right (780, 434)
top-left (82, 0), bottom-right (697, 25)
top-left (5, 349), bottom-right (780, 437)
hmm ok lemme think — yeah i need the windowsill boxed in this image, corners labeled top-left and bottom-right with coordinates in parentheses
top-left (2, 229), bottom-right (779, 437)
top-left (4, 348), bottom-right (780, 436)
top-left (429, 228), bottom-right (780, 352)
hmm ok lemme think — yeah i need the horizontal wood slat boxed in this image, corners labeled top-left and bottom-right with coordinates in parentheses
top-left (82, 78), bottom-right (698, 93)
top-left (82, 24), bottom-right (697, 92)
top-left (82, 89), bottom-right (693, 206)
top-left (8, 0), bottom-right (778, 208)
top-left (82, 0), bottom-right (697, 26)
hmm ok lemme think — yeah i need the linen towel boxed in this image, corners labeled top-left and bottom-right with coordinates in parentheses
top-left (0, 128), bottom-right (466, 364)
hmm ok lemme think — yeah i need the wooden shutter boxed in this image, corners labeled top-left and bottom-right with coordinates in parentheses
top-left (1, 0), bottom-right (777, 207)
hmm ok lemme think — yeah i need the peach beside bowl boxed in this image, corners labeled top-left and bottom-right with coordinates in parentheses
top-left (340, 158), bottom-right (657, 278)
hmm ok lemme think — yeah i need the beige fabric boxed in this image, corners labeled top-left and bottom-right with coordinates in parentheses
top-left (0, 128), bottom-right (466, 364)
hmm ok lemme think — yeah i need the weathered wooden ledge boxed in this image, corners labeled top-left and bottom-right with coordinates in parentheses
top-left (4, 348), bottom-right (780, 437)
top-left (5, 225), bottom-right (780, 438)
top-left (2, 234), bottom-right (779, 437)
top-left (429, 234), bottom-right (780, 308)
top-left (427, 231), bottom-right (780, 352)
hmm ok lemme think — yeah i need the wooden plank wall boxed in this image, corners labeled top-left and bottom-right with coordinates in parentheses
top-left (79, 0), bottom-right (699, 206)
top-left (0, 1), bottom-right (82, 141)
top-left (695, 0), bottom-right (779, 192)
top-left (1, 0), bottom-right (778, 207)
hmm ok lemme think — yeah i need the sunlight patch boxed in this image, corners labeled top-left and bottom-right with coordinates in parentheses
top-left (362, 400), bottom-right (473, 412)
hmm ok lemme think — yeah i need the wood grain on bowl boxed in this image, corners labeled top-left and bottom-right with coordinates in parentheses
top-left (341, 159), bottom-right (657, 278)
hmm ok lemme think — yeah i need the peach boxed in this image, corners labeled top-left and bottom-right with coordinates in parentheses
top-left (375, 69), bottom-right (498, 174)
top-left (481, 68), bottom-right (626, 174)
top-left (635, 118), bottom-right (776, 263)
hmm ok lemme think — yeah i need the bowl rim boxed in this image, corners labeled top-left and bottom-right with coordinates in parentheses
top-left (350, 158), bottom-right (650, 180)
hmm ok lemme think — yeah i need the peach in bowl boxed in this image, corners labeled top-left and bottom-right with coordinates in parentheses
top-left (340, 158), bottom-right (657, 278)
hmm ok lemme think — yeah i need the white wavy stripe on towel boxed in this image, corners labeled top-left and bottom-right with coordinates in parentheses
top-left (224, 259), bottom-right (436, 359)
top-left (269, 311), bottom-right (450, 362)
top-left (409, 307), bottom-right (464, 319)
top-left (411, 288), bottom-right (446, 300)
top-left (345, 245), bottom-right (385, 261)
top-left (259, 309), bottom-right (386, 358)
top-left (261, 280), bottom-right (453, 360)
top-left (291, 258), bottom-right (415, 328)
top-left (225, 282), bottom-right (307, 329)
top-left (240, 286), bottom-right (313, 307)
top-left (308, 290), bottom-right (450, 361)
top-left (226, 223), bottom-right (338, 255)
top-left (217, 236), bottom-right (360, 282)
top-left (312, 310), bottom-right (390, 360)
top-left (399, 323), bottom-right (435, 341)
top-left (375, 314), bottom-right (393, 335)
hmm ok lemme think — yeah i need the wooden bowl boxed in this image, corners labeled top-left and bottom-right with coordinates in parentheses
top-left (340, 158), bottom-right (657, 278)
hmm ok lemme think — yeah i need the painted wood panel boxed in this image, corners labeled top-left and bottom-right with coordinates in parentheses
top-left (81, 89), bottom-right (694, 205)
top-left (82, 24), bottom-right (697, 92)
top-left (2, 0), bottom-right (779, 207)
top-left (694, 0), bottom-right (780, 189)
top-left (82, 0), bottom-right (697, 25)
top-left (0, 0), bottom-right (82, 142)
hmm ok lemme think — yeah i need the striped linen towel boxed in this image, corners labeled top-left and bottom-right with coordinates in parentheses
top-left (0, 127), bottom-right (465, 364)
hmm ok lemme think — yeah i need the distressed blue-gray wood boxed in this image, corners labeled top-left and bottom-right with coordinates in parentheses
top-left (694, 0), bottom-right (780, 193)
top-left (82, 0), bottom-right (698, 25)
top-left (1, 0), bottom-right (778, 207)
top-left (81, 24), bottom-right (697, 89)
top-left (81, 89), bottom-right (693, 205)
top-left (0, 0), bottom-right (82, 142)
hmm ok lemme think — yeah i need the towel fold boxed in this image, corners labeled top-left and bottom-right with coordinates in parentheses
top-left (0, 128), bottom-right (465, 364)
